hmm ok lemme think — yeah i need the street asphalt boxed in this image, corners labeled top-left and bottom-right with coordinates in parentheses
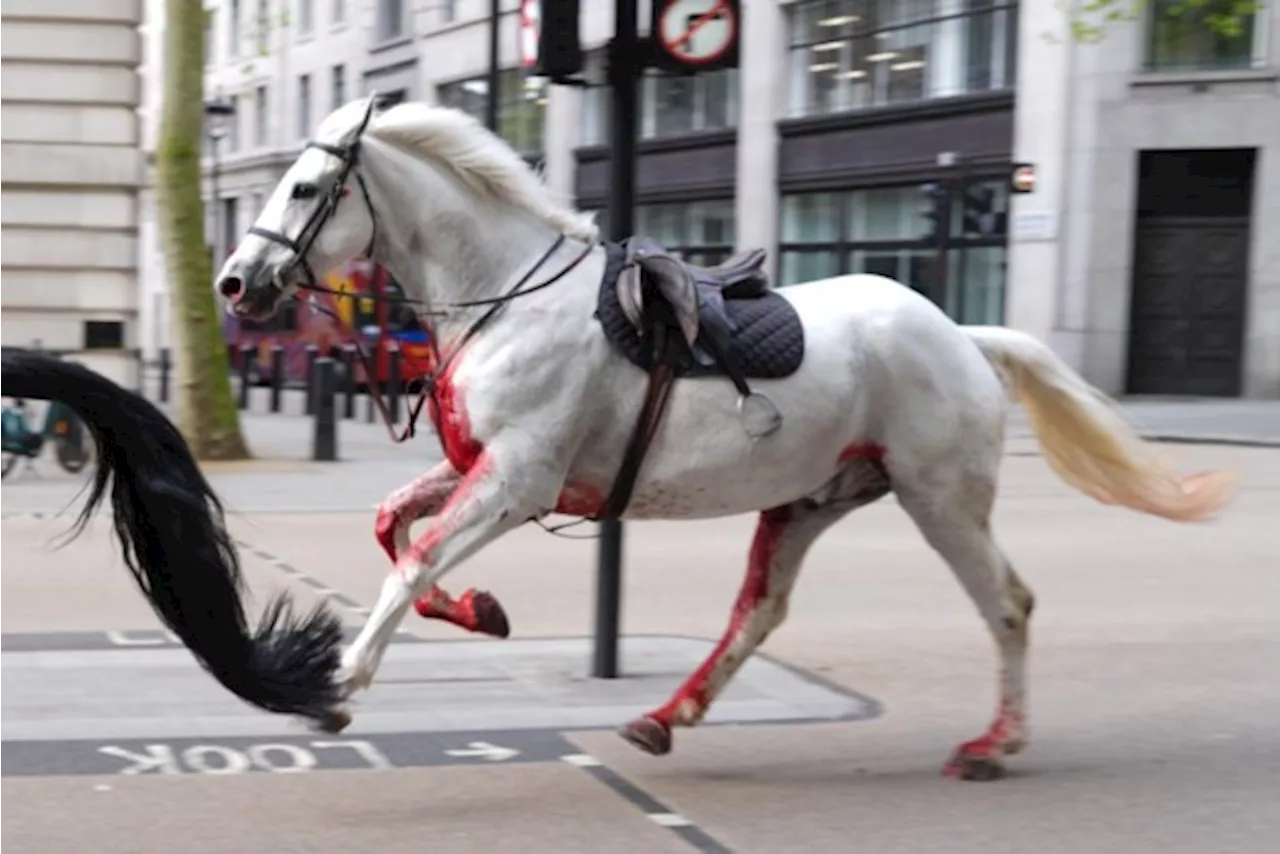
top-left (2, 401), bottom-right (1279, 853)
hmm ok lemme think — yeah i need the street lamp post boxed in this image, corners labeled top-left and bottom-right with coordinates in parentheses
top-left (203, 98), bottom-right (235, 265)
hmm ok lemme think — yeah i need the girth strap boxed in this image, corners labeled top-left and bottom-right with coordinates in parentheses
top-left (596, 322), bottom-right (680, 521)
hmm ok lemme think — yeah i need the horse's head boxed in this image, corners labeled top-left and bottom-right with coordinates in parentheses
top-left (215, 96), bottom-right (380, 320)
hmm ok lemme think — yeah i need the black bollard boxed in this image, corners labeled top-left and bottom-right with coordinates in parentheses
top-left (304, 344), bottom-right (319, 415)
top-left (159, 348), bottom-right (171, 403)
top-left (269, 346), bottom-right (285, 413)
top-left (311, 357), bottom-right (338, 462)
top-left (387, 345), bottom-right (402, 424)
top-left (238, 344), bottom-right (254, 410)
top-left (342, 344), bottom-right (357, 420)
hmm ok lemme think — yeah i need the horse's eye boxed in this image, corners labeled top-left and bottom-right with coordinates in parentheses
top-left (291, 183), bottom-right (318, 200)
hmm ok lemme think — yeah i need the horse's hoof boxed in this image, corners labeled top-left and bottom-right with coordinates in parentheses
top-left (943, 752), bottom-right (1007, 782)
top-left (619, 716), bottom-right (672, 756)
top-left (312, 708), bottom-right (353, 734)
top-left (470, 591), bottom-right (511, 639)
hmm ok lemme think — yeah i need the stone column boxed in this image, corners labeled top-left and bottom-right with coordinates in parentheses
top-left (734, 0), bottom-right (786, 268)
top-left (1, 0), bottom-right (145, 387)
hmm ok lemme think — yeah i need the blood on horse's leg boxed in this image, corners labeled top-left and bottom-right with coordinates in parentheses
top-left (620, 500), bottom-right (847, 756)
top-left (374, 461), bottom-right (511, 638)
top-left (895, 481), bottom-right (1032, 781)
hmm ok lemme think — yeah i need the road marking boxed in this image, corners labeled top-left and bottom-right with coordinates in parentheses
top-left (237, 538), bottom-right (369, 615)
top-left (561, 753), bottom-right (735, 854)
top-left (444, 741), bottom-right (520, 762)
top-left (1, 731), bottom-right (575, 778)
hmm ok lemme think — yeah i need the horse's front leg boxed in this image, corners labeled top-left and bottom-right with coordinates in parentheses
top-left (375, 460), bottom-right (510, 638)
top-left (327, 451), bottom-right (550, 724)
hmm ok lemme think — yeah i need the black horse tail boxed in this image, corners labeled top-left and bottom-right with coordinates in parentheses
top-left (1, 346), bottom-right (344, 723)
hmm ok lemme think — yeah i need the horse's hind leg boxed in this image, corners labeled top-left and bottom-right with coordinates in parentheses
top-left (894, 470), bottom-right (1034, 781)
top-left (374, 460), bottom-right (510, 638)
top-left (621, 462), bottom-right (889, 756)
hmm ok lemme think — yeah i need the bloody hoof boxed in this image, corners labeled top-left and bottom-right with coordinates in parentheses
top-left (468, 591), bottom-right (511, 639)
top-left (312, 708), bottom-right (353, 735)
top-left (943, 751), bottom-right (1007, 782)
top-left (619, 716), bottom-right (672, 756)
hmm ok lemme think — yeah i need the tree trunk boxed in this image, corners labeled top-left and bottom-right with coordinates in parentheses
top-left (155, 0), bottom-right (249, 460)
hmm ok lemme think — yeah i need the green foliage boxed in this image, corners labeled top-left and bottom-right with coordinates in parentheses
top-left (1062, 0), bottom-right (1262, 43)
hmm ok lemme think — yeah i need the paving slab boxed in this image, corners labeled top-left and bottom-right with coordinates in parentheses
top-left (1, 635), bottom-right (874, 745)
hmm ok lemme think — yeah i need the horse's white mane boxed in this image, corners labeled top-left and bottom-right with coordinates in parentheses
top-left (322, 99), bottom-right (598, 242)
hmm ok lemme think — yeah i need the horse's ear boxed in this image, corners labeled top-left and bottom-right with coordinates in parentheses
top-left (352, 92), bottom-right (379, 139)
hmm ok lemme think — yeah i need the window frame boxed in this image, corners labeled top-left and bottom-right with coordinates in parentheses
top-left (578, 49), bottom-right (739, 146)
top-left (253, 85), bottom-right (269, 147)
top-left (784, 0), bottom-right (1019, 119)
top-left (586, 199), bottom-right (738, 266)
top-left (1140, 0), bottom-right (1268, 73)
top-left (297, 73), bottom-right (312, 139)
top-left (778, 180), bottom-right (1009, 324)
top-left (437, 68), bottom-right (549, 158)
top-left (331, 63), bottom-right (346, 111)
top-left (375, 0), bottom-right (405, 42)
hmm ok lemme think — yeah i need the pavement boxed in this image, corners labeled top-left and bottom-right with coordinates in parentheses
top-left (2, 397), bottom-right (1280, 853)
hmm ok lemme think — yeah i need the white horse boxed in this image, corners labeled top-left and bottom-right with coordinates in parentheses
top-left (215, 97), bottom-right (1234, 781)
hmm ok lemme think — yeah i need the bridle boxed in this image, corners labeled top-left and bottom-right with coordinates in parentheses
top-left (242, 94), bottom-right (597, 444)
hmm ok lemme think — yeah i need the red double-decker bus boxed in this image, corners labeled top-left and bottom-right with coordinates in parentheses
top-left (223, 259), bottom-right (432, 389)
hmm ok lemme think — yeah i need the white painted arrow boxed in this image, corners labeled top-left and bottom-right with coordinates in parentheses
top-left (444, 741), bottom-right (520, 762)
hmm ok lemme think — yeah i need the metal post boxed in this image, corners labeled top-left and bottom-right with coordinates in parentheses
top-left (387, 345), bottom-right (402, 424)
top-left (304, 344), bottom-right (319, 415)
top-left (342, 344), bottom-right (357, 419)
top-left (485, 0), bottom-right (501, 133)
top-left (237, 344), bottom-right (253, 410)
top-left (311, 357), bottom-right (338, 462)
top-left (159, 348), bottom-right (171, 403)
top-left (592, 0), bottom-right (641, 680)
top-left (269, 345), bottom-right (284, 413)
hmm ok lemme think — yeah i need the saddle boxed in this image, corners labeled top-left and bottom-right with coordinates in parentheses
top-left (592, 236), bottom-right (806, 521)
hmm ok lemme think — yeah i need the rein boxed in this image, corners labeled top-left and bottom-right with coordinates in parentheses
top-left (323, 235), bottom-right (596, 445)
top-left (244, 98), bottom-right (597, 445)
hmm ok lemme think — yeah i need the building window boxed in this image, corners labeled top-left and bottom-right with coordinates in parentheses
top-left (438, 69), bottom-right (548, 157)
top-left (228, 0), bottom-right (242, 58)
top-left (332, 0), bottom-right (346, 26)
top-left (84, 321), bottom-right (125, 350)
top-left (222, 197), bottom-right (240, 260)
top-left (331, 63), bottom-right (346, 110)
top-left (1143, 0), bottom-right (1265, 72)
top-left (253, 85), bottom-right (269, 146)
top-left (255, 0), bottom-right (270, 53)
top-left (376, 0), bottom-right (404, 41)
top-left (297, 74), bottom-right (312, 138)
top-left (580, 51), bottom-right (737, 145)
top-left (377, 88), bottom-right (408, 109)
top-left (298, 0), bottom-right (314, 36)
top-left (778, 181), bottom-right (1008, 325)
top-left (227, 94), bottom-right (241, 151)
top-left (590, 200), bottom-right (737, 266)
top-left (785, 0), bottom-right (1018, 118)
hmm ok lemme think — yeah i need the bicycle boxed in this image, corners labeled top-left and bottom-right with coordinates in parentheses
top-left (1, 397), bottom-right (92, 480)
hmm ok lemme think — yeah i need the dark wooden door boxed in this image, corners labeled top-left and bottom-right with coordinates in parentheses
top-left (1126, 217), bottom-right (1249, 396)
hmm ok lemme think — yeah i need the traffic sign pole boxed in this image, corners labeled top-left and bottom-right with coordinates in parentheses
top-left (593, 0), bottom-right (641, 680)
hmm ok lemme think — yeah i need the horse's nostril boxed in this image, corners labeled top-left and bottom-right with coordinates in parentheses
top-left (219, 276), bottom-right (244, 300)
